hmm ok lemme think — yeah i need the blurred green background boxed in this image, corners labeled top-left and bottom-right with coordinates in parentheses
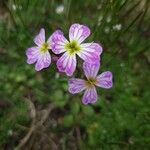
top-left (0, 0), bottom-right (149, 149)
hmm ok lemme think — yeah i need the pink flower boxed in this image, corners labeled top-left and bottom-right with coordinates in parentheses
top-left (51, 23), bottom-right (103, 76)
top-left (26, 28), bottom-right (52, 71)
top-left (68, 62), bottom-right (113, 105)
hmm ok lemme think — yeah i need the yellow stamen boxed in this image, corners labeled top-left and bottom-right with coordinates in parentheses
top-left (86, 77), bottom-right (96, 88)
top-left (65, 40), bottom-right (80, 55)
top-left (40, 43), bottom-right (48, 53)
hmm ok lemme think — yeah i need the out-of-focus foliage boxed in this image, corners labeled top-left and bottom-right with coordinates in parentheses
top-left (0, 0), bottom-right (149, 149)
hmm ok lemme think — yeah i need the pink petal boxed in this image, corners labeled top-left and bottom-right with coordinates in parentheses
top-left (47, 35), bottom-right (52, 49)
top-left (68, 78), bottom-right (86, 94)
top-left (96, 71), bottom-right (113, 88)
top-left (35, 56), bottom-right (44, 71)
top-left (26, 47), bottom-right (39, 64)
top-left (82, 87), bottom-right (97, 105)
top-left (27, 57), bottom-right (37, 64)
top-left (51, 30), bottom-right (69, 54)
top-left (35, 52), bottom-right (51, 71)
top-left (83, 62), bottom-right (100, 79)
top-left (42, 52), bottom-right (51, 68)
top-left (77, 43), bottom-right (102, 64)
top-left (69, 23), bottom-right (90, 44)
top-left (57, 52), bottom-right (76, 76)
top-left (51, 55), bottom-right (59, 62)
top-left (34, 28), bottom-right (45, 46)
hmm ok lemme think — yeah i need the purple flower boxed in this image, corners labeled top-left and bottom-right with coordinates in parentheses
top-left (26, 28), bottom-right (52, 71)
top-left (51, 23), bottom-right (103, 76)
top-left (68, 62), bottom-right (113, 105)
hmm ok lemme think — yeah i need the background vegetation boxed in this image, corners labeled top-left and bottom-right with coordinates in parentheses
top-left (0, 0), bottom-right (149, 149)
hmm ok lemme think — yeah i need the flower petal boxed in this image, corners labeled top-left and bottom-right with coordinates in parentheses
top-left (83, 62), bottom-right (100, 79)
top-left (57, 52), bottom-right (76, 76)
top-left (68, 78), bottom-right (86, 94)
top-left (35, 52), bottom-right (51, 71)
top-left (51, 30), bottom-right (69, 54)
top-left (26, 47), bottom-right (39, 64)
top-left (42, 52), bottom-right (51, 68)
top-left (47, 35), bottom-right (52, 49)
top-left (34, 28), bottom-right (45, 46)
top-left (82, 87), bottom-right (97, 105)
top-left (96, 71), bottom-right (113, 88)
top-left (51, 55), bottom-right (59, 62)
top-left (35, 56), bottom-right (44, 71)
top-left (77, 43), bottom-right (102, 64)
top-left (69, 23), bottom-right (90, 44)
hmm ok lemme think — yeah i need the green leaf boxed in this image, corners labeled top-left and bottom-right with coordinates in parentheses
top-left (71, 101), bottom-right (80, 115)
top-left (63, 115), bottom-right (74, 127)
top-left (82, 105), bottom-right (94, 116)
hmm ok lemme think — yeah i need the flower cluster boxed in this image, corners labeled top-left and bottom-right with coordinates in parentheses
top-left (26, 23), bottom-right (113, 105)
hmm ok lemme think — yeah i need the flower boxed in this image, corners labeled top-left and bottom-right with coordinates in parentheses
top-left (51, 23), bottom-right (103, 76)
top-left (55, 4), bottom-right (64, 14)
top-left (112, 24), bottom-right (122, 31)
top-left (68, 62), bottom-right (113, 105)
top-left (26, 28), bottom-right (52, 71)
top-left (106, 15), bottom-right (111, 23)
top-left (104, 26), bottom-right (110, 33)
